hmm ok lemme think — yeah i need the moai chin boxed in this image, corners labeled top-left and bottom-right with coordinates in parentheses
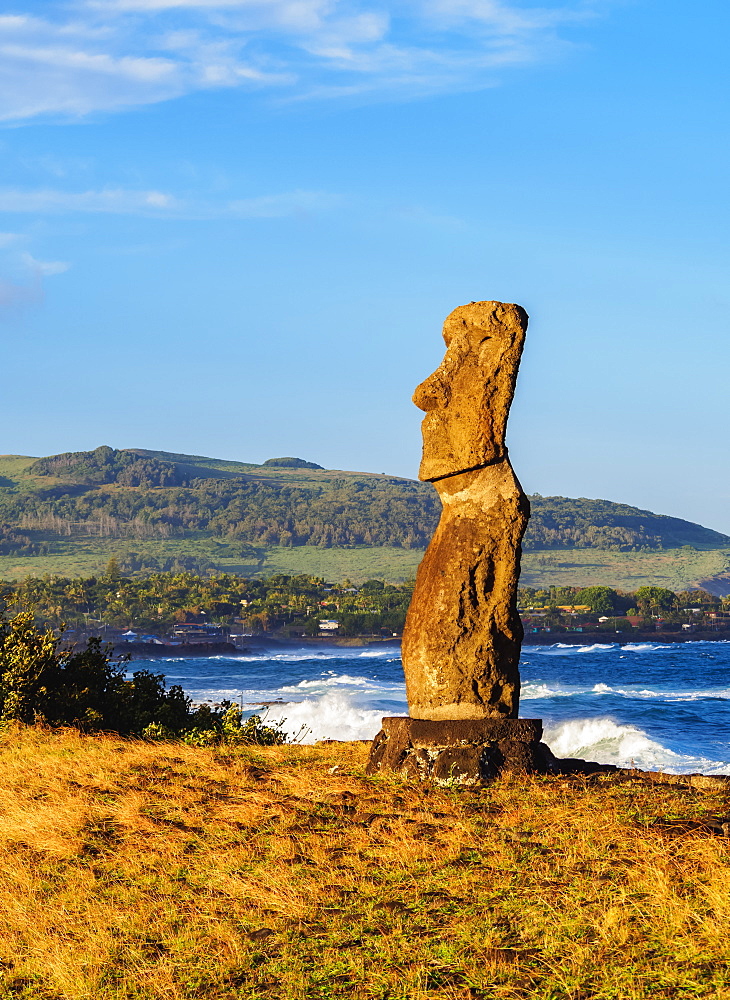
top-left (402, 301), bottom-right (530, 721)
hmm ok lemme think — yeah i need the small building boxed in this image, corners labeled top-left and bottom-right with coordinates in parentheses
top-left (170, 623), bottom-right (226, 644)
top-left (318, 620), bottom-right (340, 631)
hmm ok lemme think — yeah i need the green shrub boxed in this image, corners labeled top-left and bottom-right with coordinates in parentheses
top-left (182, 706), bottom-right (288, 747)
top-left (0, 597), bottom-right (287, 741)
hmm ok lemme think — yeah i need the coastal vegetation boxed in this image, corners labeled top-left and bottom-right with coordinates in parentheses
top-left (0, 599), bottom-right (287, 743)
top-left (3, 571), bottom-right (728, 640)
top-left (0, 728), bottom-right (729, 999)
top-left (5, 571), bottom-right (413, 637)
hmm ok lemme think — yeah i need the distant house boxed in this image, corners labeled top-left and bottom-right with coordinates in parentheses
top-left (318, 620), bottom-right (340, 631)
top-left (170, 623), bottom-right (226, 644)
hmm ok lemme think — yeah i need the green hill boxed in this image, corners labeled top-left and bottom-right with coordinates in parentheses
top-left (524, 494), bottom-right (729, 550)
top-left (0, 446), bottom-right (728, 591)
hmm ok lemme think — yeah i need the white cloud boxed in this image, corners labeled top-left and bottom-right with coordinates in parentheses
top-left (0, 239), bottom-right (70, 318)
top-left (0, 0), bottom-right (609, 120)
top-left (0, 187), bottom-right (180, 213)
top-left (20, 252), bottom-right (71, 275)
top-left (0, 12), bottom-right (283, 120)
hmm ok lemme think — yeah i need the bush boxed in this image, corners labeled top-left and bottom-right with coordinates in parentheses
top-left (182, 706), bottom-right (288, 747)
top-left (0, 598), bottom-right (292, 743)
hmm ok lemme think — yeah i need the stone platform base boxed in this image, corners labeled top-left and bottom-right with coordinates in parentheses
top-left (365, 717), bottom-right (616, 785)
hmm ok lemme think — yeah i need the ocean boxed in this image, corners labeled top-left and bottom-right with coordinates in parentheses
top-left (144, 640), bottom-right (730, 774)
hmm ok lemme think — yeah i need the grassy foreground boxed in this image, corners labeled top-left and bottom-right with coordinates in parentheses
top-left (1, 730), bottom-right (730, 999)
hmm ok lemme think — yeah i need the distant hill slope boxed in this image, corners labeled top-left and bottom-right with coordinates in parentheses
top-left (0, 446), bottom-right (727, 562)
top-left (525, 495), bottom-right (729, 551)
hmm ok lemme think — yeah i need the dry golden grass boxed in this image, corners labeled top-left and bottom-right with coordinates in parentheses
top-left (0, 726), bottom-right (729, 999)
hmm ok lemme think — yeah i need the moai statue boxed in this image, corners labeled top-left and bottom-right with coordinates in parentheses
top-left (402, 301), bottom-right (530, 721)
top-left (367, 302), bottom-right (546, 783)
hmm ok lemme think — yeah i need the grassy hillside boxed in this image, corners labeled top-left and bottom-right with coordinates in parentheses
top-left (520, 546), bottom-right (730, 595)
top-left (1, 446), bottom-right (729, 591)
top-left (1, 726), bottom-right (729, 999)
top-left (1, 535), bottom-right (730, 592)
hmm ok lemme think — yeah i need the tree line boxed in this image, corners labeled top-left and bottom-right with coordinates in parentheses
top-left (4, 570), bottom-right (727, 640)
top-left (518, 584), bottom-right (727, 632)
top-left (1, 447), bottom-right (728, 554)
top-left (6, 569), bottom-right (414, 637)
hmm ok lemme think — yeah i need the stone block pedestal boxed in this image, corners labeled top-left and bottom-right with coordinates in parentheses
top-left (366, 717), bottom-right (548, 784)
top-left (365, 717), bottom-right (617, 784)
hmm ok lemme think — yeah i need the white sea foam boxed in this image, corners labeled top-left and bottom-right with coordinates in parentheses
top-left (522, 678), bottom-right (730, 702)
top-left (543, 717), bottom-right (730, 774)
top-left (521, 681), bottom-right (578, 699)
top-left (591, 683), bottom-right (660, 697)
top-left (278, 672), bottom-right (405, 695)
top-left (531, 641), bottom-right (679, 655)
top-left (281, 673), bottom-right (374, 690)
top-left (534, 643), bottom-right (618, 655)
top-left (226, 646), bottom-right (400, 664)
top-left (274, 691), bottom-right (386, 743)
top-left (272, 695), bottom-right (730, 770)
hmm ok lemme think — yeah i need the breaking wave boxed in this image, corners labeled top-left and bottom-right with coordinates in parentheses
top-left (145, 638), bottom-right (730, 773)
top-left (531, 642), bottom-right (672, 655)
top-left (543, 717), bottom-right (730, 774)
top-left (521, 679), bottom-right (730, 702)
top-left (275, 691), bottom-right (386, 744)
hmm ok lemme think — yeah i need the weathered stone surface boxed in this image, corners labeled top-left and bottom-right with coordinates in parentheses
top-left (402, 301), bottom-right (530, 721)
top-left (365, 716), bottom-right (619, 783)
top-left (365, 716), bottom-right (552, 784)
top-left (380, 716), bottom-right (542, 744)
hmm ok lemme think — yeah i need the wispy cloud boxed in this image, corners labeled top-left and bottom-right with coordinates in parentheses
top-left (0, 187), bottom-right (181, 213)
top-left (0, 235), bottom-right (70, 318)
top-left (0, 185), bottom-right (339, 218)
top-left (0, 277), bottom-right (41, 313)
top-left (0, 0), bottom-right (608, 121)
top-left (0, 12), bottom-right (287, 121)
top-left (227, 189), bottom-right (341, 217)
top-left (20, 251), bottom-right (71, 275)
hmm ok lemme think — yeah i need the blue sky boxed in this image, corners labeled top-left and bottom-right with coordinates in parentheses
top-left (2, 0), bottom-right (730, 532)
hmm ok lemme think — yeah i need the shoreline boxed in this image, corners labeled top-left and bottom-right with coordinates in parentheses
top-left (112, 630), bottom-right (730, 658)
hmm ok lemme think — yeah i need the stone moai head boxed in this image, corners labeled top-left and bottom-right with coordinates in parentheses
top-left (413, 301), bottom-right (528, 483)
